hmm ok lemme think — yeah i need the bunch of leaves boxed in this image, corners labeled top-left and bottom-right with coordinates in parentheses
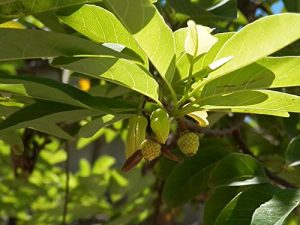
top-left (0, 0), bottom-right (300, 224)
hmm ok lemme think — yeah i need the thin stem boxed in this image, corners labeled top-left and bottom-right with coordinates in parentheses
top-left (138, 95), bottom-right (145, 114)
top-left (62, 142), bottom-right (70, 225)
top-left (177, 57), bottom-right (195, 107)
top-left (184, 116), bottom-right (244, 136)
top-left (166, 81), bottom-right (178, 108)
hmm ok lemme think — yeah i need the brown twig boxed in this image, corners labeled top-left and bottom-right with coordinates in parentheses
top-left (184, 116), bottom-right (244, 137)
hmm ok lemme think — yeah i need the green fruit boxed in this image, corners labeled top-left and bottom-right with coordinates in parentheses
top-left (125, 115), bottom-right (148, 158)
top-left (140, 139), bottom-right (161, 161)
top-left (150, 108), bottom-right (170, 144)
top-left (177, 132), bottom-right (199, 156)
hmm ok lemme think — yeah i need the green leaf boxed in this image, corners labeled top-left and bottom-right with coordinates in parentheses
top-left (52, 57), bottom-right (160, 103)
top-left (0, 129), bottom-right (24, 155)
top-left (104, 0), bottom-right (176, 83)
top-left (198, 32), bottom-right (234, 71)
top-left (0, 74), bottom-right (135, 113)
top-left (197, 90), bottom-right (300, 117)
top-left (0, 101), bottom-right (103, 133)
top-left (286, 136), bottom-right (300, 167)
top-left (209, 153), bottom-right (267, 187)
top-left (209, 13), bottom-right (300, 79)
top-left (0, 74), bottom-right (92, 108)
top-left (58, 4), bottom-right (147, 65)
top-left (34, 11), bottom-right (66, 33)
top-left (184, 20), bottom-right (217, 57)
top-left (0, 0), bottom-right (101, 20)
top-left (33, 122), bottom-right (74, 140)
top-left (167, 0), bottom-right (237, 20)
top-left (162, 144), bottom-right (229, 207)
top-left (204, 186), bottom-right (242, 225)
top-left (79, 114), bottom-right (128, 138)
top-left (174, 32), bottom-right (233, 82)
top-left (0, 28), bottom-right (129, 61)
top-left (215, 184), bottom-right (279, 225)
top-left (283, 0), bottom-right (300, 12)
top-left (202, 57), bottom-right (300, 97)
top-left (251, 189), bottom-right (300, 225)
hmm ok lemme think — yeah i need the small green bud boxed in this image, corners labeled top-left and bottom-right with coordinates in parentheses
top-left (150, 108), bottom-right (170, 144)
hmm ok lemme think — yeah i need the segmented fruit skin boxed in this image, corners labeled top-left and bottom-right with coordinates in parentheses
top-left (177, 132), bottom-right (199, 156)
top-left (140, 139), bottom-right (161, 161)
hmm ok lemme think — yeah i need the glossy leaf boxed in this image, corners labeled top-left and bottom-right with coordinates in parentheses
top-left (286, 136), bottom-right (300, 166)
top-left (58, 4), bottom-right (147, 65)
top-left (251, 189), bottom-right (300, 225)
top-left (0, 0), bottom-right (101, 20)
top-left (202, 57), bottom-right (300, 97)
top-left (209, 13), bottom-right (300, 79)
top-left (52, 57), bottom-right (160, 103)
top-left (198, 90), bottom-right (300, 117)
top-left (209, 153), bottom-right (267, 187)
top-left (204, 186), bottom-right (242, 225)
top-left (104, 0), bottom-right (176, 83)
top-left (0, 28), bottom-right (130, 61)
top-left (215, 184), bottom-right (279, 225)
top-left (162, 145), bottom-right (229, 207)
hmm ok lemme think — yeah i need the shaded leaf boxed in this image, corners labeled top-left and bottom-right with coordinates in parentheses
top-left (0, 101), bottom-right (103, 133)
top-left (0, 129), bottom-right (24, 154)
top-left (0, 0), bottom-right (101, 20)
top-left (79, 114), bottom-right (128, 138)
top-left (283, 0), bottom-right (300, 12)
top-left (215, 184), bottom-right (279, 225)
top-left (0, 74), bottom-right (135, 113)
top-left (0, 28), bottom-right (130, 61)
top-left (209, 153), bottom-right (267, 187)
top-left (162, 144), bottom-right (229, 207)
top-left (167, 0), bottom-right (237, 21)
top-left (286, 136), bottom-right (300, 167)
top-left (204, 186), bottom-right (242, 225)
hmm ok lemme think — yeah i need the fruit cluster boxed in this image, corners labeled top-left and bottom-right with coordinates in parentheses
top-left (125, 108), bottom-right (201, 163)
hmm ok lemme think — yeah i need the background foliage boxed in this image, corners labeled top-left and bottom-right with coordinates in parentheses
top-left (1, 0), bottom-right (300, 225)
